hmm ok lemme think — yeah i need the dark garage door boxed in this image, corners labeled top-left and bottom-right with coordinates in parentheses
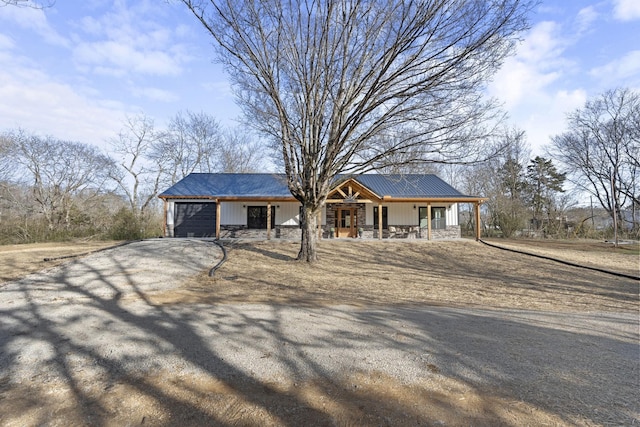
top-left (174, 202), bottom-right (216, 237)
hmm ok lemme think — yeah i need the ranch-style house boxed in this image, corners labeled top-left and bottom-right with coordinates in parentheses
top-left (158, 173), bottom-right (485, 240)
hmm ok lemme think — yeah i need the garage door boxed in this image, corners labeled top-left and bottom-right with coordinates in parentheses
top-left (174, 202), bottom-right (216, 237)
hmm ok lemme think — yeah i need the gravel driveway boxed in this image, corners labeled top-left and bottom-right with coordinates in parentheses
top-left (0, 239), bottom-right (638, 426)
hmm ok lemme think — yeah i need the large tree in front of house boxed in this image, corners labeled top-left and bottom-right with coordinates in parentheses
top-left (181, 0), bottom-right (534, 261)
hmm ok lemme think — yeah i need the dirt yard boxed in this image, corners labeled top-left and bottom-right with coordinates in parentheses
top-left (156, 238), bottom-right (639, 312)
top-left (0, 240), bottom-right (120, 282)
top-left (0, 238), bottom-right (638, 426)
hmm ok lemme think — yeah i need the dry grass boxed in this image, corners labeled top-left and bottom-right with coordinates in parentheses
top-left (0, 370), bottom-right (569, 427)
top-left (154, 239), bottom-right (639, 313)
top-left (1, 238), bottom-right (638, 427)
top-left (0, 240), bottom-right (122, 283)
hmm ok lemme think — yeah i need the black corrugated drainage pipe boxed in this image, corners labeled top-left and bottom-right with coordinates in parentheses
top-left (209, 240), bottom-right (227, 277)
top-left (43, 240), bottom-right (141, 262)
top-left (478, 239), bottom-right (640, 281)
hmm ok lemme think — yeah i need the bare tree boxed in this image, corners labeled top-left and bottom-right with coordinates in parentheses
top-left (154, 111), bottom-right (263, 185)
top-left (0, 133), bottom-right (13, 183)
top-left (549, 88), bottom-right (639, 232)
top-left (181, 0), bottom-right (533, 261)
top-left (153, 110), bottom-right (223, 185)
top-left (0, 0), bottom-right (54, 7)
top-left (218, 127), bottom-right (264, 173)
top-left (3, 129), bottom-right (114, 232)
top-left (109, 114), bottom-right (164, 221)
top-left (484, 128), bottom-right (530, 237)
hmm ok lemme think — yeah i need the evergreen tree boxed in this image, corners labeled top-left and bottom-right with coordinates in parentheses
top-left (525, 156), bottom-right (566, 230)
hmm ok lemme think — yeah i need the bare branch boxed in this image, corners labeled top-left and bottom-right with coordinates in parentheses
top-left (181, 0), bottom-right (534, 260)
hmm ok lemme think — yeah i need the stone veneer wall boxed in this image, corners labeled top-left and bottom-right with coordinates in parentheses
top-left (354, 225), bottom-right (461, 240)
top-left (430, 225), bottom-right (461, 239)
top-left (216, 222), bottom-right (460, 240)
top-left (218, 225), bottom-right (302, 239)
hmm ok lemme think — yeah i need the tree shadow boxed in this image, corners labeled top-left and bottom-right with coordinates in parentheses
top-left (0, 239), bottom-right (638, 426)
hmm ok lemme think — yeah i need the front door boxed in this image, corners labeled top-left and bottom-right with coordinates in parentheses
top-left (337, 208), bottom-right (357, 238)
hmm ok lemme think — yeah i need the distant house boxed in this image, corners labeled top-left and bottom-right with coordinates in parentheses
top-left (158, 173), bottom-right (485, 240)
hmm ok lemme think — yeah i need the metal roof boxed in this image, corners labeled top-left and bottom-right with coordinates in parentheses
top-left (349, 174), bottom-right (465, 198)
top-left (159, 173), bottom-right (293, 198)
top-left (159, 173), bottom-right (475, 200)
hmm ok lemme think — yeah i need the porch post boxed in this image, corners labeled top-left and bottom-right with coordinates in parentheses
top-left (475, 202), bottom-right (482, 240)
top-left (427, 203), bottom-right (432, 241)
top-left (267, 201), bottom-right (272, 240)
top-left (378, 202), bottom-right (383, 240)
top-left (162, 199), bottom-right (168, 237)
top-left (215, 199), bottom-right (221, 240)
top-left (317, 210), bottom-right (322, 239)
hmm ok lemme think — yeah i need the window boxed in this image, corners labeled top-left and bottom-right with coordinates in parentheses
top-left (247, 206), bottom-right (276, 229)
top-left (418, 207), bottom-right (447, 230)
top-left (373, 206), bottom-right (388, 229)
top-left (419, 207), bottom-right (428, 229)
top-left (432, 207), bottom-right (446, 229)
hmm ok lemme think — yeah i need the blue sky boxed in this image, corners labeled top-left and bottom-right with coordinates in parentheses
top-left (0, 0), bottom-right (638, 157)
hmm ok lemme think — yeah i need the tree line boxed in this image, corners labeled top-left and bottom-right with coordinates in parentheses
top-left (1, 88), bottom-right (637, 245)
top-left (0, 111), bottom-right (262, 244)
top-left (454, 88), bottom-right (638, 239)
top-left (1, 87), bottom-right (638, 244)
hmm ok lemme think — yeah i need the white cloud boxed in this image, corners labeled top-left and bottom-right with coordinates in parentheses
top-left (0, 6), bottom-right (68, 47)
top-left (518, 89), bottom-right (587, 151)
top-left (70, 4), bottom-right (191, 78)
top-left (132, 86), bottom-right (178, 103)
top-left (201, 81), bottom-right (235, 99)
top-left (575, 6), bottom-right (599, 34)
top-left (0, 51), bottom-right (126, 149)
top-left (486, 18), bottom-right (591, 154)
top-left (0, 34), bottom-right (15, 50)
top-left (73, 41), bottom-right (183, 76)
top-left (589, 50), bottom-right (640, 85)
top-left (612, 0), bottom-right (640, 21)
top-left (488, 21), bottom-right (569, 109)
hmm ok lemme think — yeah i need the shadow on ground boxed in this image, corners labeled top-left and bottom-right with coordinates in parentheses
top-left (0, 240), bottom-right (638, 426)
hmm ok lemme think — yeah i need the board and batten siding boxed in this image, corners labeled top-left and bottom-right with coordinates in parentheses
top-left (364, 203), bottom-right (459, 226)
top-left (219, 201), bottom-right (326, 226)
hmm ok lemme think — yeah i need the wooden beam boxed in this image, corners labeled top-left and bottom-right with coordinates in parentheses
top-left (427, 203), bottom-right (432, 241)
top-left (336, 187), bottom-right (347, 198)
top-left (215, 199), bottom-right (221, 240)
top-left (378, 203), bottom-right (383, 240)
top-left (163, 199), bottom-right (168, 237)
top-left (317, 211), bottom-right (322, 238)
top-left (475, 202), bottom-right (482, 240)
top-left (267, 201), bottom-right (272, 240)
top-left (325, 199), bottom-right (373, 203)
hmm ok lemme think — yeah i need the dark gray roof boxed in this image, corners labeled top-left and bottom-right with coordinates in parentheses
top-left (159, 173), bottom-right (474, 199)
top-left (159, 173), bottom-right (293, 198)
top-left (350, 174), bottom-right (465, 198)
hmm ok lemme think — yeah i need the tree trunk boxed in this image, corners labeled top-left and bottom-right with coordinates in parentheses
top-left (297, 205), bottom-right (319, 262)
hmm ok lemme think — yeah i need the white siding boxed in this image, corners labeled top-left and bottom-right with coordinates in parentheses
top-left (220, 202), bottom-right (246, 225)
top-left (166, 201), bottom-right (174, 225)
top-left (217, 201), bottom-right (326, 226)
top-left (448, 203), bottom-right (459, 226)
top-left (365, 202), bottom-right (458, 226)
top-left (278, 202), bottom-right (300, 226)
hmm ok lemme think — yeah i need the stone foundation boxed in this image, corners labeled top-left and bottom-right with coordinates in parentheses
top-left (218, 225), bottom-right (302, 240)
top-left (216, 224), bottom-right (460, 240)
top-left (322, 224), bottom-right (461, 240)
